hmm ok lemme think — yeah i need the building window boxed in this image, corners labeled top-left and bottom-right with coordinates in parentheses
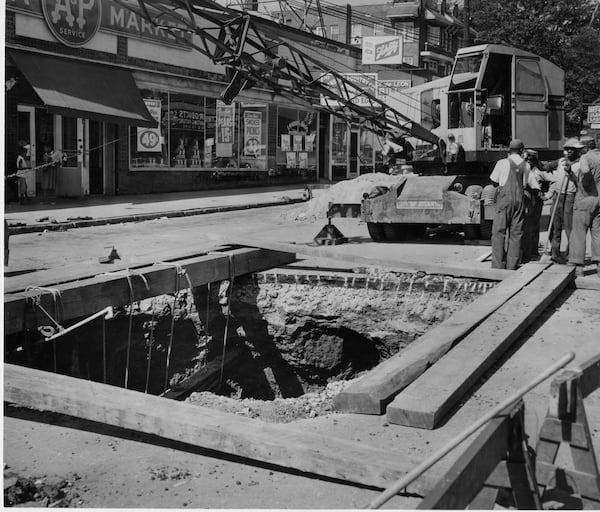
top-left (428, 26), bottom-right (441, 46)
top-left (277, 107), bottom-right (318, 172)
top-left (351, 24), bottom-right (362, 45)
top-left (330, 24), bottom-right (339, 40)
top-left (373, 23), bottom-right (385, 36)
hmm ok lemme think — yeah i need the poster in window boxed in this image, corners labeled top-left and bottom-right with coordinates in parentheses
top-left (281, 134), bottom-right (291, 151)
top-left (298, 152), bottom-right (308, 168)
top-left (137, 99), bottom-right (162, 153)
top-left (216, 101), bottom-right (234, 158)
top-left (244, 111), bottom-right (262, 156)
top-left (293, 134), bottom-right (303, 152)
top-left (305, 133), bottom-right (315, 152)
top-left (286, 152), bottom-right (297, 168)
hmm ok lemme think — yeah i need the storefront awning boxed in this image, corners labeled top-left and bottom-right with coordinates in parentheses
top-left (9, 50), bottom-right (156, 127)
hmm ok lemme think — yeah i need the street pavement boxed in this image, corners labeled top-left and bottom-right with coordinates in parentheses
top-left (4, 184), bottom-right (307, 233)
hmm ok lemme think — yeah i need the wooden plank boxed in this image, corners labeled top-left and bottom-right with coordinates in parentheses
top-left (537, 461), bottom-right (600, 500)
top-left (386, 266), bottom-right (574, 428)
top-left (574, 276), bottom-right (600, 291)
top-left (577, 352), bottom-right (600, 398)
top-left (4, 248), bottom-right (295, 336)
top-left (538, 417), bottom-right (589, 449)
top-left (4, 244), bottom-right (233, 294)
top-left (3, 363), bottom-right (430, 492)
top-left (417, 410), bottom-right (513, 509)
top-left (222, 236), bottom-right (512, 281)
top-left (333, 263), bottom-right (549, 414)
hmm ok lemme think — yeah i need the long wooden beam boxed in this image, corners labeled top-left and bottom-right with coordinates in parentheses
top-left (333, 263), bottom-right (549, 414)
top-left (219, 237), bottom-right (512, 281)
top-left (4, 248), bottom-right (295, 336)
top-left (4, 244), bottom-right (234, 295)
top-left (386, 265), bottom-right (574, 429)
top-left (3, 363), bottom-right (437, 494)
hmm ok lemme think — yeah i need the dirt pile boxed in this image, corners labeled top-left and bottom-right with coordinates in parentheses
top-left (286, 173), bottom-right (401, 222)
top-left (187, 378), bottom-right (356, 423)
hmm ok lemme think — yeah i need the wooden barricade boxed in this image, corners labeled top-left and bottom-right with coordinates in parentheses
top-left (418, 401), bottom-right (542, 509)
top-left (536, 354), bottom-right (600, 509)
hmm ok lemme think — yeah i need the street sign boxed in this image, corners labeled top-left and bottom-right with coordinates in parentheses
top-left (587, 105), bottom-right (600, 124)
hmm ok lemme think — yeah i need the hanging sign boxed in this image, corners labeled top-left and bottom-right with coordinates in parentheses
top-left (137, 99), bottom-right (162, 152)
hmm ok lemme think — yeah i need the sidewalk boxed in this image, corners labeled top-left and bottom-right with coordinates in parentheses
top-left (4, 185), bottom-right (307, 234)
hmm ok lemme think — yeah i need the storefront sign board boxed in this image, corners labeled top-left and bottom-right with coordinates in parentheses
top-left (137, 99), bottom-right (162, 152)
top-left (362, 36), bottom-right (404, 65)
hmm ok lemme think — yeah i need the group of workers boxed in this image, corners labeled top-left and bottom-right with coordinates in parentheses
top-left (490, 136), bottom-right (600, 276)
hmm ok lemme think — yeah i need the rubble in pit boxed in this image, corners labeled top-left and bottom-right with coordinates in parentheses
top-left (199, 269), bottom-right (492, 404)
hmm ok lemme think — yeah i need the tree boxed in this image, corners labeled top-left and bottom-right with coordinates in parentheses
top-left (470, 0), bottom-right (600, 135)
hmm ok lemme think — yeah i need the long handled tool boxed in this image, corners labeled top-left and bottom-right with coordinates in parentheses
top-left (365, 351), bottom-right (575, 509)
top-left (540, 169), bottom-right (568, 263)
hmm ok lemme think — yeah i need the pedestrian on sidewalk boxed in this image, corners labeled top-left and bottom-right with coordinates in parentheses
top-left (490, 139), bottom-right (540, 270)
top-left (548, 138), bottom-right (584, 263)
top-left (568, 138), bottom-right (600, 277)
top-left (16, 145), bottom-right (30, 203)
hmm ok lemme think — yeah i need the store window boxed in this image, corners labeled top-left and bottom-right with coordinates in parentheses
top-left (276, 107), bottom-right (318, 173)
top-left (169, 93), bottom-right (206, 168)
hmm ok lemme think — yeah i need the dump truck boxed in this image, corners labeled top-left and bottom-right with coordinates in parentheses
top-left (362, 44), bottom-right (565, 241)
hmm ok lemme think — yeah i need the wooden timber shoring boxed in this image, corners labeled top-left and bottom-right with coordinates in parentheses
top-left (3, 363), bottom-right (438, 493)
top-left (4, 248), bottom-right (296, 336)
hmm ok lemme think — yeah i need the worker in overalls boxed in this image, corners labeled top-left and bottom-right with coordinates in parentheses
top-left (489, 139), bottom-right (540, 269)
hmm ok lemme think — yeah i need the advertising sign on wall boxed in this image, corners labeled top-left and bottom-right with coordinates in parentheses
top-left (320, 73), bottom-right (378, 107)
top-left (378, 79), bottom-right (412, 102)
top-left (362, 36), bottom-right (404, 65)
top-left (168, 102), bottom-right (205, 131)
top-left (216, 101), bottom-right (234, 158)
top-left (41, 0), bottom-right (102, 47)
top-left (137, 99), bottom-right (162, 152)
top-left (9, 0), bottom-right (192, 48)
top-left (243, 111), bottom-right (262, 156)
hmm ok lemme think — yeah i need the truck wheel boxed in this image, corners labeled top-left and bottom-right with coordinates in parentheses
top-left (480, 219), bottom-right (493, 240)
top-left (367, 222), bottom-right (386, 242)
top-left (464, 224), bottom-right (481, 240)
top-left (383, 223), bottom-right (403, 242)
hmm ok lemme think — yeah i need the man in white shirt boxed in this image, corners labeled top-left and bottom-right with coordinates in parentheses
top-left (489, 139), bottom-right (540, 270)
top-left (547, 138), bottom-right (584, 262)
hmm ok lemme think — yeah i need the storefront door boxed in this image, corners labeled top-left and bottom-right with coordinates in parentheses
top-left (89, 120), bottom-right (104, 194)
top-left (17, 105), bottom-right (36, 197)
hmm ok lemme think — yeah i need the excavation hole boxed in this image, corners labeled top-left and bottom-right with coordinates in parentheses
top-left (5, 269), bottom-right (493, 422)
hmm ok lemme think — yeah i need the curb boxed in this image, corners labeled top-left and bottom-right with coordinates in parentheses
top-left (7, 197), bottom-right (305, 235)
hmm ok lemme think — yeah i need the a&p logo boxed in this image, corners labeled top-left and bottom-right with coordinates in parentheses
top-left (42, 0), bottom-right (102, 47)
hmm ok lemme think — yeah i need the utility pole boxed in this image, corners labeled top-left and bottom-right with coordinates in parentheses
top-left (346, 4), bottom-right (352, 45)
top-left (463, 0), bottom-right (471, 47)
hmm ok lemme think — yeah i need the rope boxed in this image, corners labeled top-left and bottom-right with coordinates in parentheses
top-left (154, 262), bottom-right (188, 392)
top-left (219, 255), bottom-right (235, 387)
top-left (144, 300), bottom-right (156, 394)
top-left (102, 269), bottom-right (150, 389)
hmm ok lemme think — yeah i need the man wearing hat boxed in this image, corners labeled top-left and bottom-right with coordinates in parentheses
top-left (547, 138), bottom-right (585, 262)
top-left (489, 139), bottom-right (540, 269)
top-left (568, 137), bottom-right (600, 276)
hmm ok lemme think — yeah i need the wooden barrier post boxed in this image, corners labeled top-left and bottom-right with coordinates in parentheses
top-left (418, 401), bottom-right (542, 509)
top-left (536, 354), bottom-right (600, 509)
